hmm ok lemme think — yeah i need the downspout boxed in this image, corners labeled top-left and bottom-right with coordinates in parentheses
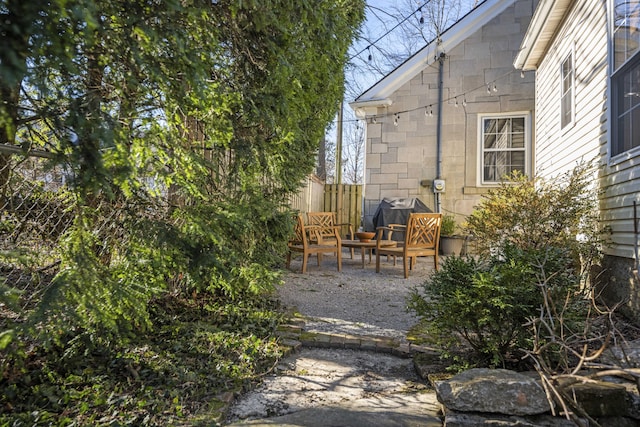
top-left (435, 52), bottom-right (445, 213)
top-left (634, 201), bottom-right (639, 279)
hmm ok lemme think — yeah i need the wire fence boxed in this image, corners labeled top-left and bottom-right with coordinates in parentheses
top-left (0, 153), bottom-right (138, 320)
top-left (0, 154), bottom-right (66, 317)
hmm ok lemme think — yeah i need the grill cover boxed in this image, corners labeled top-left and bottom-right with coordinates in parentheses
top-left (372, 198), bottom-right (432, 240)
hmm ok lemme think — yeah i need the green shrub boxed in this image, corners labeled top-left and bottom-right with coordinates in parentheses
top-left (409, 245), bottom-right (583, 368)
top-left (440, 214), bottom-right (457, 236)
top-left (410, 162), bottom-right (603, 370)
top-left (465, 163), bottom-right (604, 268)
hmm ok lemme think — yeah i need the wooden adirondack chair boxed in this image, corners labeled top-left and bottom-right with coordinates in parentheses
top-left (286, 214), bottom-right (342, 273)
top-left (374, 212), bottom-right (442, 278)
top-left (307, 211), bottom-right (354, 258)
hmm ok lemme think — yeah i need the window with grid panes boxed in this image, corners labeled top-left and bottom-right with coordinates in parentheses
top-left (481, 116), bottom-right (528, 184)
top-left (561, 53), bottom-right (574, 129)
top-left (612, 0), bottom-right (640, 156)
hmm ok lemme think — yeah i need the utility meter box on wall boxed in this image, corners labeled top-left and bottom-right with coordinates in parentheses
top-left (433, 179), bottom-right (445, 193)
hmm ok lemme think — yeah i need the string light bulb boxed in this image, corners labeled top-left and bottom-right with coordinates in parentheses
top-left (367, 46), bottom-right (372, 61)
top-left (394, 113), bottom-right (399, 126)
top-left (492, 83), bottom-right (498, 92)
top-left (487, 84), bottom-right (491, 94)
top-left (462, 97), bottom-right (467, 107)
top-left (419, 7), bottom-right (424, 24)
top-left (520, 70), bottom-right (525, 78)
top-left (425, 106), bottom-right (433, 117)
top-left (454, 97), bottom-right (459, 107)
top-left (372, 116), bottom-right (377, 124)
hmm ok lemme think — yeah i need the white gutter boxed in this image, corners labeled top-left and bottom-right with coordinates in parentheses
top-left (349, 98), bottom-right (393, 119)
top-left (514, 0), bottom-right (575, 71)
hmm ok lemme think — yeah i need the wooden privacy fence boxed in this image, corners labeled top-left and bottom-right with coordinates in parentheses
top-left (288, 175), bottom-right (325, 213)
top-left (288, 178), bottom-right (363, 239)
top-left (324, 184), bottom-right (363, 238)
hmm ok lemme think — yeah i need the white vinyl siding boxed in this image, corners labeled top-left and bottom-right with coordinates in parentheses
top-left (607, 0), bottom-right (640, 258)
top-left (533, 0), bottom-right (640, 259)
top-left (534, 2), bottom-right (606, 177)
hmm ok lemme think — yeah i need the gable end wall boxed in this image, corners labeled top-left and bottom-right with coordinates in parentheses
top-left (363, 0), bottom-right (536, 231)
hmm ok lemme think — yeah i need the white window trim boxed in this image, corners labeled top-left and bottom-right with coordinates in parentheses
top-left (476, 112), bottom-right (532, 187)
top-left (560, 48), bottom-right (575, 131)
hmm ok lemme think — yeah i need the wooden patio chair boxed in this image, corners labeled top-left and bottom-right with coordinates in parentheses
top-left (286, 214), bottom-right (342, 273)
top-left (381, 223), bottom-right (404, 266)
top-left (307, 211), bottom-right (354, 259)
top-left (375, 212), bottom-right (442, 278)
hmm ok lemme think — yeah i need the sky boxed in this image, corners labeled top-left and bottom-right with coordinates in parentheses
top-left (348, 0), bottom-right (478, 98)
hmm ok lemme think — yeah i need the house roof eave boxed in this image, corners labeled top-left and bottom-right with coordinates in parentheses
top-left (514, 0), bottom-right (575, 71)
top-left (349, 98), bottom-right (393, 118)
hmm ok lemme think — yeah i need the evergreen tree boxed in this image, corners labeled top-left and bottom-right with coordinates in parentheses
top-left (0, 0), bottom-right (365, 345)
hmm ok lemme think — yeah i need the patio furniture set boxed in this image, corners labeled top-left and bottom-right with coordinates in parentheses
top-left (286, 211), bottom-right (443, 278)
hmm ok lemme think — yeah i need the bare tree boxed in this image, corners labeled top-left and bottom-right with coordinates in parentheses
top-left (324, 135), bottom-right (337, 184)
top-left (342, 120), bottom-right (366, 184)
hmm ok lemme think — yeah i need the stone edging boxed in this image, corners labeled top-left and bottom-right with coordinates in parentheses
top-left (276, 320), bottom-right (437, 358)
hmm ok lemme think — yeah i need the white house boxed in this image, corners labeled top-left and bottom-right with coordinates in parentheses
top-left (514, 0), bottom-right (640, 319)
top-left (350, 0), bottom-right (537, 231)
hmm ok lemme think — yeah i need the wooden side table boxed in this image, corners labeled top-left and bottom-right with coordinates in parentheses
top-left (342, 239), bottom-right (397, 268)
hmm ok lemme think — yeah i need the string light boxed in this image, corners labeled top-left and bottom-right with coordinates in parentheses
top-left (342, 70), bottom-right (518, 126)
top-left (419, 7), bottom-right (424, 24)
top-left (367, 46), bottom-right (372, 61)
top-left (454, 97), bottom-right (459, 107)
top-left (521, 70), bottom-right (525, 78)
